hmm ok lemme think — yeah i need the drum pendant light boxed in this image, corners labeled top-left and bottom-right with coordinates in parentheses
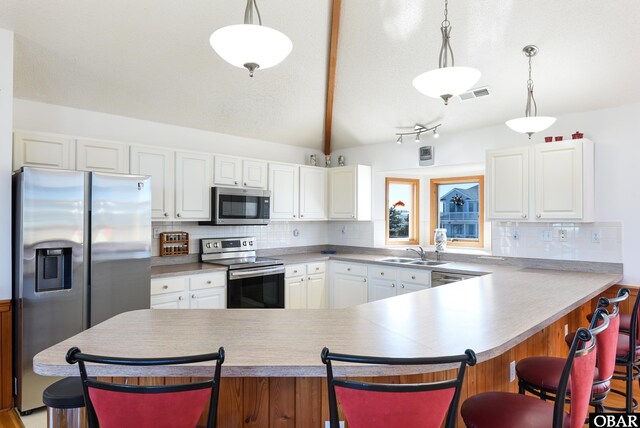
top-left (210, 0), bottom-right (293, 77)
top-left (412, 0), bottom-right (481, 105)
top-left (505, 45), bottom-right (556, 138)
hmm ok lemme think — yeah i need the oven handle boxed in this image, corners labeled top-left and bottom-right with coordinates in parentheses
top-left (228, 265), bottom-right (285, 280)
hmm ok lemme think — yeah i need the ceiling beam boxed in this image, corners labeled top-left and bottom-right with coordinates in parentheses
top-left (323, 0), bottom-right (342, 156)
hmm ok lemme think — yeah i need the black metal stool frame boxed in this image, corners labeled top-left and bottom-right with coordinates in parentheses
top-left (66, 346), bottom-right (224, 428)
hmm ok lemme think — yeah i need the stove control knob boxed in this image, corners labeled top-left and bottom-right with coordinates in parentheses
top-left (249, 240), bottom-right (253, 246)
top-left (242, 241), bottom-right (247, 246)
top-left (206, 243), bottom-right (212, 248)
top-left (213, 242), bottom-right (219, 248)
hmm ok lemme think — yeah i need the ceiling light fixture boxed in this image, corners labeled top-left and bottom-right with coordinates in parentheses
top-left (395, 123), bottom-right (442, 144)
top-left (209, 0), bottom-right (293, 77)
top-left (412, 0), bottom-right (481, 105)
top-left (505, 45), bottom-right (556, 139)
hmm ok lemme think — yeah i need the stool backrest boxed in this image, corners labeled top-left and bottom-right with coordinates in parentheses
top-left (321, 347), bottom-right (476, 428)
top-left (66, 347), bottom-right (224, 428)
top-left (594, 289), bottom-right (629, 382)
top-left (554, 316), bottom-right (607, 428)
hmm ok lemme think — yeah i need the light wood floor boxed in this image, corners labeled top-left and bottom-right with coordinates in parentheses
top-left (0, 378), bottom-right (636, 428)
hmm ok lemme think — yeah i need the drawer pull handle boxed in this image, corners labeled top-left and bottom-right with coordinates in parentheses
top-left (163, 285), bottom-right (169, 290)
top-left (192, 294), bottom-right (196, 299)
top-left (401, 284), bottom-right (405, 288)
top-left (315, 267), bottom-right (319, 271)
top-left (206, 280), bottom-right (212, 284)
top-left (178, 296), bottom-right (184, 301)
top-left (391, 283), bottom-right (395, 288)
top-left (380, 272), bottom-right (384, 276)
top-left (411, 275), bottom-right (416, 280)
top-left (347, 268), bottom-right (351, 271)
top-left (363, 278), bottom-right (366, 282)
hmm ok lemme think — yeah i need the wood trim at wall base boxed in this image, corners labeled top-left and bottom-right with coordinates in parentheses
top-left (0, 299), bottom-right (12, 411)
top-left (113, 285), bottom-right (638, 427)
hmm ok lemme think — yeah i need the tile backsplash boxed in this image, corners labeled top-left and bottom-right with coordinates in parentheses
top-left (151, 221), bottom-right (374, 257)
top-left (491, 221), bottom-right (623, 263)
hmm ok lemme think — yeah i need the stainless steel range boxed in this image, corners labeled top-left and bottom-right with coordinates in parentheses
top-left (200, 237), bottom-right (285, 308)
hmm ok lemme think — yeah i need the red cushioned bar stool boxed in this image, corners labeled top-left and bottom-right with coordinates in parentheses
top-left (461, 318), bottom-right (607, 428)
top-left (66, 346), bottom-right (225, 428)
top-left (517, 290), bottom-right (627, 413)
top-left (610, 288), bottom-right (640, 412)
top-left (321, 347), bottom-right (477, 428)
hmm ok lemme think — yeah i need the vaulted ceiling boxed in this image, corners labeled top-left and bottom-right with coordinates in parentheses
top-left (1, 1), bottom-right (639, 150)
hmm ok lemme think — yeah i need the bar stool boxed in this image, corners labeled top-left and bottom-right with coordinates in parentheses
top-left (42, 377), bottom-right (87, 428)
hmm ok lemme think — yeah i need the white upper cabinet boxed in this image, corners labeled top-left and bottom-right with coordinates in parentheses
top-left (130, 145), bottom-right (175, 220)
top-left (485, 139), bottom-right (594, 222)
top-left (242, 160), bottom-right (268, 189)
top-left (213, 155), bottom-right (242, 186)
top-left (299, 166), bottom-right (328, 220)
top-left (329, 165), bottom-right (372, 221)
top-left (269, 163), bottom-right (299, 220)
top-left (534, 140), bottom-right (594, 221)
top-left (486, 146), bottom-right (529, 220)
top-left (76, 139), bottom-right (129, 173)
top-left (214, 156), bottom-right (268, 189)
top-left (13, 130), bottom-right (75, 171)
top-left (175, 151), bottom-right (212, 220)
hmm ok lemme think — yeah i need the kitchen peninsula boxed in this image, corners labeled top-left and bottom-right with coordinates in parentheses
top-left (33, 262), bottom-right (621, 427)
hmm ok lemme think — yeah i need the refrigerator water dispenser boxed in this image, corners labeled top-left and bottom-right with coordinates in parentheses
top-left (35, 248), bottom-right (72, 292)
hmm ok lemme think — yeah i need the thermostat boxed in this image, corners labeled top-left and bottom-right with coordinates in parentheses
top-left (419, 146), bottom-right (434, 166)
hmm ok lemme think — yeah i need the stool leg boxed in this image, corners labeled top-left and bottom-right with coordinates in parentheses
top-left (518, 380), bottom-right (524, 395)
top-left (627, 362), bottom-right (634, 413)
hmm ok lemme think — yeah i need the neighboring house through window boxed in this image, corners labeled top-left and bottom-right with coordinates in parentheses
top-left (430, 176), bottom-right (484, 247)
top-left (386, 178), bottom-right (419, 245)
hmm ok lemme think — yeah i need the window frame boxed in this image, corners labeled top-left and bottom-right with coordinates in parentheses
top-left (429, 175), bottom-right (484, 248)
top-left (385, 177), bottom-right (420, 246)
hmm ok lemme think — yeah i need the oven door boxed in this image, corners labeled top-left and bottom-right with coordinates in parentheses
top-left (214, 187), bottom-right (270, 225)
top-left (227, 265), bottom-right (285, 308)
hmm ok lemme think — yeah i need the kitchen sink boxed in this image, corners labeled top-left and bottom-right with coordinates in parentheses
top-left (379, 257), bottom-right (415, 263)
top-left (407, 260), bottom-right (448, 266)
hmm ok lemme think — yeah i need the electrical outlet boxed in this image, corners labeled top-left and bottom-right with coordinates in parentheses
top-left (509, 360), bottom-right (516, 382)
top-left (559, 229), bottom-right (567, 242)
top-left (564, 324), bottom-right (569, 336)
top-left (592, 231), bottom-right (601, 243)
top-left (325, 421), bottom-right (345, 428)
top-left (541, 230), bottom-right (552, 241)
top-left (153, 227), bottom-right (161, 239)
top-left (512, 230), bottom-right (520, 240)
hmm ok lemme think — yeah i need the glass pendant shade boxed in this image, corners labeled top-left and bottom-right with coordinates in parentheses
top-left (413, 66), bottom-right (481, 103)
top-left (210, 24), bottom-right (292, 72)
top-left (505, 116), bottom-right (556, 134)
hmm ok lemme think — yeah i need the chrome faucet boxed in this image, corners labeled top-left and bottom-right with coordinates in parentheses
top-left (406, 246), bottom-right (427, 261)
top-left (435, 249), bottom-right (441, 262)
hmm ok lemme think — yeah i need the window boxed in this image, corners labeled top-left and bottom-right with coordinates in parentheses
top-left (430, 176), bottom-right (484, 247)
top-left (386, 178), bottom-right (419, 245)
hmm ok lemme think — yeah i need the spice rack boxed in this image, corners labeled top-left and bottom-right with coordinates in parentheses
top-left (159, 232), bottom-right (189, 256)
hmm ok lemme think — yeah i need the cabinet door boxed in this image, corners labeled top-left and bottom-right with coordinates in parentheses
top-left (368, 277), bottom-right (397, 302)
top-left (398, 282), bottom-right (429, 295)
top-left (534, 142), bottom-right (583, 220)
top-left (269, 163), bottom-right (299, 220)
top-left (299, 166), bottom-right (328, 220)
top-left (243, 160), bottom-right (268, 189)
top-left (285, 277), bottom-right (306, 309)
top-left (332, 274), bottom-right (367, 308)
top-left (307, 273), bottom-right (327, 309)
top-left (130, 146), bottom-right (175, 220)
top-left (151, 292), bottom-right (189, 309)
top-left (214, 156), bottom-right (242, 186)
top-left (329, 167), bottom-right (356, 219)
top-left (486, 147), bottom-right (529, 220)
top-left (76, 139), bottom-right (128, 173)
top-left (190, 288), bottom-right (226, 309)
top-left (13, 131), bottom-right (75, 170)
top-left (175, 151), bottom-right (211, 220)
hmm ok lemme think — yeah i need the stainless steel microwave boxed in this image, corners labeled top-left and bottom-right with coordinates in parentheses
top-left (200, 187), bottom-right (271, 225)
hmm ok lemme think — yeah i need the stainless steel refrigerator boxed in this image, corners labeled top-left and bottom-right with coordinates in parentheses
top-left (12, 167), bottom-right (151, 413)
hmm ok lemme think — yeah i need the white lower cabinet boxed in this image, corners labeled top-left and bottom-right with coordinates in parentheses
top-left (367, 265), bottom-right (398, 302)
top-left (285, 262), bottom-right (327, 309)
top-left (397, 269), bottom-right (431, 295)
top-left (331, 262), bottom-right (368, 308)
top-left (151, 271), bottom-right (226, 309)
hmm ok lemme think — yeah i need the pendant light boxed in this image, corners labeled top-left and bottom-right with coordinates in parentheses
top-left (412, 0), bottom-right (481, 105)
top-left (210, 0), bottom-right (293, 77)
top-left (505, 45), bottom-right (556, 138)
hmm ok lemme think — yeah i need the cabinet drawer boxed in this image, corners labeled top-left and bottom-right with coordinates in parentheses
top-left (150, 291), bottom-right (189, 309)
top-left (332, 262), bottom-right (367, 277)
top-left (151, 276), bottom-right (188, 295)
top-left (190, 272), bottom-right (226, 290)
top-left (368, 266), bottom-right (397, 280)
top-left (398, 269), bottom-right (430, 284)
top-left (306, 262), bottom-right (326, 275)
top-left (285, 264), bottom-right (306, 278)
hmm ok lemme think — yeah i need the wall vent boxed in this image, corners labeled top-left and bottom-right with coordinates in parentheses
top-left (458, 86), bottom-right (492, 101)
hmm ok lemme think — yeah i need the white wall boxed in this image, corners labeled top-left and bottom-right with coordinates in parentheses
top-left (13, 99), bottom-right (323, 164)
top-left (332, 102), bottom-right (640, 285)
top-left (0, 30), bottom-right (14, 300)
